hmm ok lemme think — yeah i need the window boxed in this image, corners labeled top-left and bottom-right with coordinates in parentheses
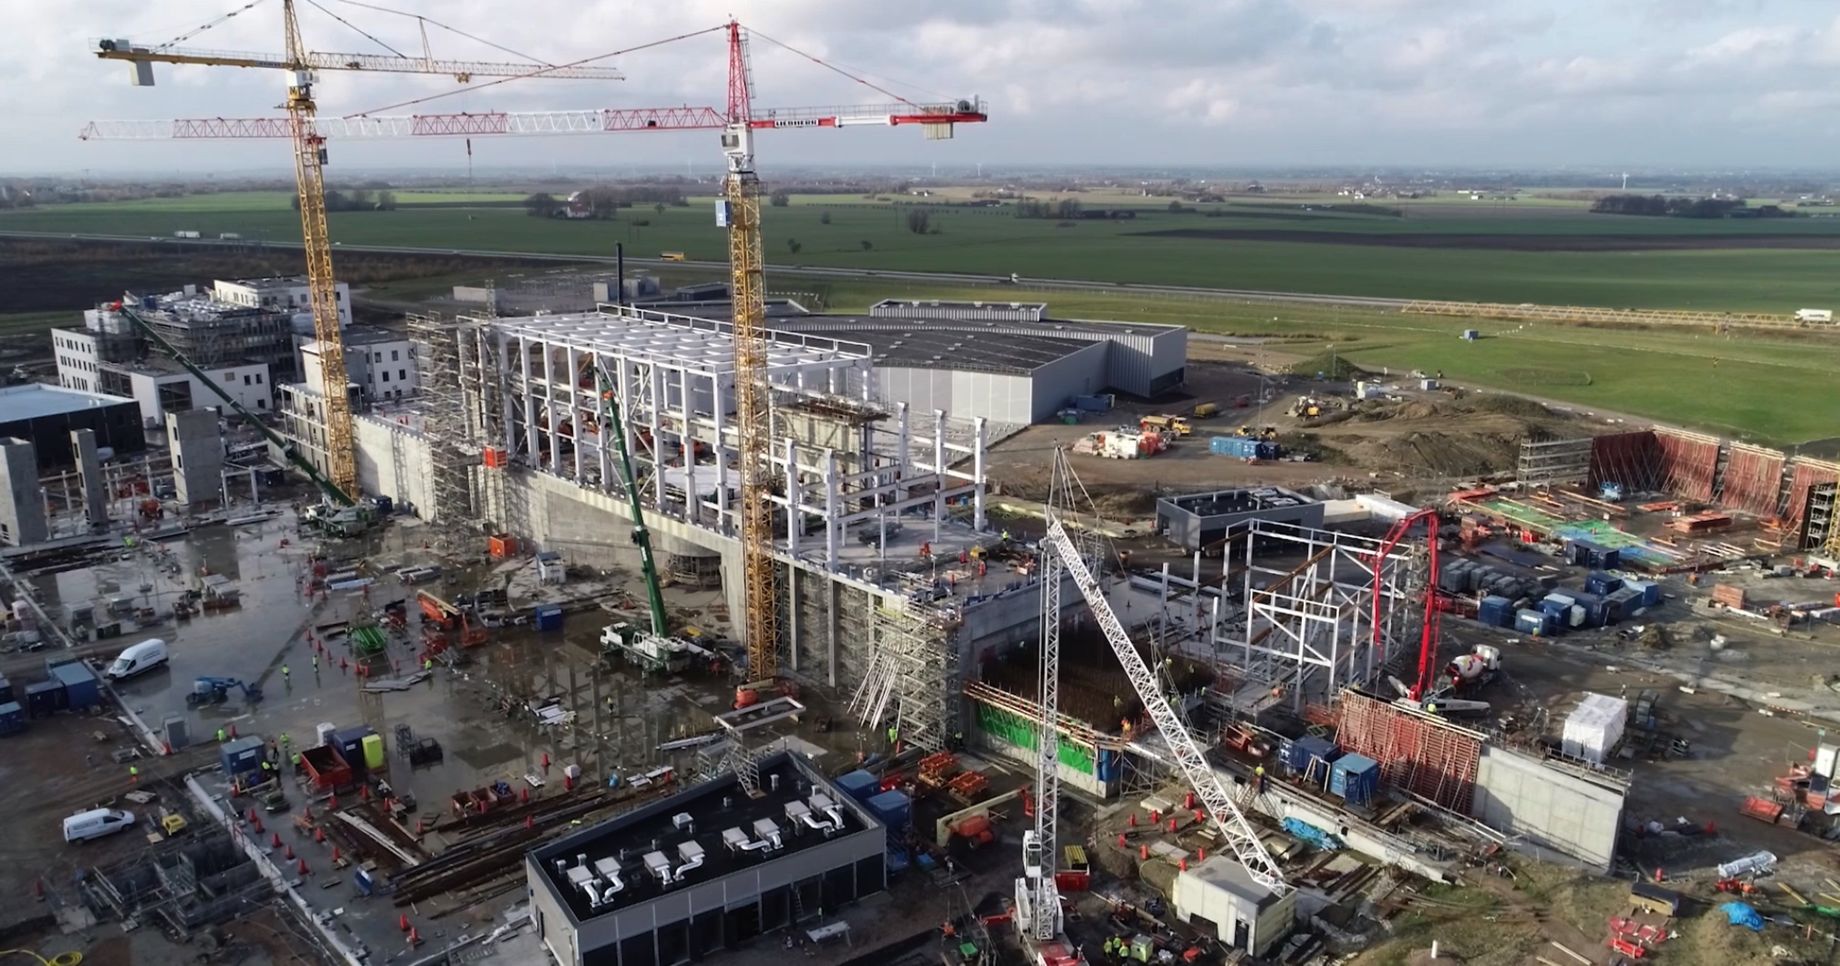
top-left (255, 372), bottom-right (263, 384)
top-left (256, 398), bottom-right (267, 410)
top-left (373, 353), bottom-right (382, 363)
top-left (397, 369), bottom-right (406, 381)
top-left (223, 372), bottom-right (235, 382)
top-left (243, 374), bottom-right (252, 386)
top-left (391, 350), bottom-right (399, 361)
top-left (381, 371), bottom-right (389, 383)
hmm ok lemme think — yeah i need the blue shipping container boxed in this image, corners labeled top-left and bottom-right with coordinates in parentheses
top-left (50, 662), bottom-right (100, 711)
top-left (0, 672), bottom-right (12, 703)
top-left (1287, 736), bottom-right (1339, 775)
top-left (1329, 753), bottom-right (1380, 805)
top-left (866, 789), bottom-right (911, 828)
top-left (1478, 595), bottom-right (1513, 628)
top-left (1584, 571), bottom-right (1622, 596)
top-left (23, 680), bottom-right (64, 717)
top-left (1515, 608), bottom-right (1550, 636)
top-left (835, 769), bottom-right (879, 802)
top-left (220, 736), bottom-right (266, 775)
top-left (1570, 591), bottom-right (1607, 627)
top-left (1209, 436), bottom-right (1260, 458)
top-left (533, 603), bottom-right (564, 632)
top-left (0, 700), bottom-right (23, 735)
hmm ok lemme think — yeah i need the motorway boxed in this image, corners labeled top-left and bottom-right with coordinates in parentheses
top-left (0, 228), bottom-right (1413, 311)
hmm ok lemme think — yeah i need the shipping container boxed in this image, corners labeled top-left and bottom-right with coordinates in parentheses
top-left (334, 726), bottom-right (375, 777)
top-left (534, 603), bottom-right (565, 632)
top-left (0, 673), bottom-right (12, 703)
top-left (51, 662), bottom-right (101, 711)
top-left (866, 789), bottom-right (911, 829)
top-left (23, 680), bottom-right (63, 718)
top-left (1286, 735), bottom-right (1339, 776)
top-left (1515, 608), bottom-right (1551, 636)
top-left (219, 736), bottom-right (266, 775)
top-left (1584, 571), bottom-right (1623, 596)
top-left (1329, 753), bottom-right (1379, 805)
top-left (0, 701), bottom-right (23, 736)
top-left (835, 770), bottom-right (879, 802)
top-left (1478, 595), bottom-right (1514, 628)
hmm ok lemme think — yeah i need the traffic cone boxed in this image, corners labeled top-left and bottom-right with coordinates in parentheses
top-left (399, 913), bottom-right (410, 932)
top-left (1197, 848), bottom-right (1206, 861)
top-left (1184, 791), bottom-right (1195, 810)
top-left (1116, 834), bottom-right (1126, 847)
top-left (1127, 813), bottom-right (1137, 828)
top-left (1178, 858), bottom-right (1187, 872)
top-left (251, 815), bottom-right (264, 834)
top-left (314, 826), bottom-right (326, 844)
top-left (162, 740), bottom-right (172, 756)
top-left (1192, 809), bottom-right (1204, 823)
top-left (564, 774), bottom-right (575, 791)
top-left (520, 787), bottom-right (529, 803)
top-left (328, 792), bottom-right (338, 809)
top-left (415, 817), bottom-right (425, 835)
top-left (360, 785), bottom-right (370, 802)
top-left (1139, 845), bottom-right (1149, 861)
top-left (271, 832), bottom-right (283, 849)
top-left (1150, 809), bottom-right (1161, 824)
top-left (228, 723), bottom-right (238, 739)
top-left (247, 807), bottom-right (259, 823)
top-left (33, 879), bottom-right (44, 901)
top-left (297, 858), bottom-right (310, 875)
top-left (541, 751), bottom-right (551, 770)
top-left (284, 844), bottom-right (295, 860)
top-left (331, 846), bottom-right (342, 864)
top-left (1166, 818), bottom-right (1177, 833)
top-left (407, 926), bottom-right (421, 947)
top-left (525, 814), bottom-right (535, 830)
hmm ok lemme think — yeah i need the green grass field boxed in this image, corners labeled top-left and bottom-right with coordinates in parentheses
top-left (5, 191), bottom-right (1839, 312)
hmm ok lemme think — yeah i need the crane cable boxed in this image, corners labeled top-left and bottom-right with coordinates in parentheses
top-left (303, 0), bottom-right (407, 58)
top-left (151, 0), bottom-right (271, 51)
top-left (344, 25), bottom-right (724, 118)
top-left (745, 28), bottom-right (923, 108)
top-left (328, 0), bottom-right (565, 70)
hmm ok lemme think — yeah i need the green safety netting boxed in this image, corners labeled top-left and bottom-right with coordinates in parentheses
top-left (974, 703), bottom-right (1094, 774)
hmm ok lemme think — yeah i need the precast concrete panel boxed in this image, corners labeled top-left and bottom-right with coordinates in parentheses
top-left (1470, 745), bottom-right (1623, 873)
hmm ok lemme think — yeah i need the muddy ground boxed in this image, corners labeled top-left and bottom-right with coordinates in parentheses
top-left (981, 357), bottom-right (1605, 516)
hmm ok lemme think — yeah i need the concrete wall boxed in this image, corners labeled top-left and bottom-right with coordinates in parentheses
top-left (119, 364), bottom-right (271, 429)
top-left (353, 414), bottom-right (434, 517)
top-left (0, 438), bottom-right (47, 546)
top-left (165, 409), bottom-right (224, 507)
top-left (1470, 745), bottom-right (1624, 873)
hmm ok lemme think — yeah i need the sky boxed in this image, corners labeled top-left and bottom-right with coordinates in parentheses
top-left (7, 0), bottom-right (1840, 175)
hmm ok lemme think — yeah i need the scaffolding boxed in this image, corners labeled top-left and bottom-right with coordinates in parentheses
top-left (1516, 437), bottom-right (1591, 487)
top-left (410, 311), bottom-right (481, 552)
top-left (865, 590), bottom-right (962, 753)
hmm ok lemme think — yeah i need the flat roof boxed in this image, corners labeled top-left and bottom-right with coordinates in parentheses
top-left (775, 316), bottom-right (1093, 375)
top-left (0, 384), bottom-right (136, 421)
top-left (1162, 486), bottom-right (1318, 518)
top-left (488, 307), bottom-right (871, 377)
top-left (530, 754), bottom-right (874, 922)
top-left (1183, 854), bottom-right (1279, 908)
top-left (304, 326), bottom-right (409, 349)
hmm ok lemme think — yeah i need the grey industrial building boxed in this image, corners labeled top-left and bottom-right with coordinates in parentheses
top-left (630, 296), bottom-right (1187, 425)
top-left (526, 754), bottom-right (886, 966)
top-left (0, 384), bottom-right (145, 471)
top-left (1156, 487), bottom-right (1324, 551)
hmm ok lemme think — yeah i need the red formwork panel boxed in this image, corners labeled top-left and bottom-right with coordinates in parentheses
top-left (1334, 692), bottom-right (1482, 815)
top-left (1718, 445), bottom-right (1786, 517)
top-left (1587, 430), bottom-right (1660, 494)
top-left (1783, 460), bottom-right (1840, 530)
top-left (1654, 429), bottom-right (1719, 503)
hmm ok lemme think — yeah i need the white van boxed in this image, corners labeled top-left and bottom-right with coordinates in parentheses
top-left (105, 639), bottom-right (169, 680)
top-left (63, 808), bottom-right (136, 843)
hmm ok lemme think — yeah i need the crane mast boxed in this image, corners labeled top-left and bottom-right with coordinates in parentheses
top-left (1018, 503), bottom-right (1064, 942)
top-left (723, 21), bottom-right (781, 701)
top-left (281, 0), bottom-right (356, 497)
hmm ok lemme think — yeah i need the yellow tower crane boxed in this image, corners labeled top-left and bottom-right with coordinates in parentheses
top-left (94, 0), bottom-right (621, 500)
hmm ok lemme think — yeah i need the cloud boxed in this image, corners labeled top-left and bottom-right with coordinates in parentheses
top-left (4, 0), bottom-right (1840, 171)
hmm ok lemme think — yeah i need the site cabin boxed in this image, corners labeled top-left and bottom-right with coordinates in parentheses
top-left (1796, 308), bottom-right (1833, 323)
top-left (660, 251), bottom-right (687, 262)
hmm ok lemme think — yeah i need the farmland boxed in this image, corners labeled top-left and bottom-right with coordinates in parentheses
top-left (4, 190), bottom-right (1840, 311)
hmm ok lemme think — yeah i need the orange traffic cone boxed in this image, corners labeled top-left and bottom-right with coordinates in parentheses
top-left (314, 826), bottom-right (326, 844)
top-left (525, 814), bottom-right (535, 830)
top-left (331, 846), bottom-right (342, 864)
top-left (228, 723), bottom-right (238, 739)
top-left (251, 815), bottom-right (264, 834)
top-left (520, 787), bottom-right (530, 803)
top-left (1197, 847), bottom-right (1207, 861)
top-left (1139, 845), bottom-right (1149, 861)
top-left (284, 844), bottom-right (295, 860)
top-left (1116, 834), bottom-right (1127, 847)
top-left (399, 913), bottom-right (411, 932)
top-left (328, 792), bottom-right (338, 809)
top-left (360, 785), bottom-right (370, 802)
top-left (1178, 858), bottom-right (1187, 871)
top-left (407, 926), bottom-right (422, 947)
top-left (296, 858), bottom-right (310, 876)
top-left (271, 832), bottom-right (283, 849)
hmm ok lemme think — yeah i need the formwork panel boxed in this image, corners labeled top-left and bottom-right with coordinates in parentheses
top-left (1334, 691), bottom-right (1481, 814)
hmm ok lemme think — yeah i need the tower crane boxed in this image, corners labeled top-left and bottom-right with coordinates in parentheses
top-left (89, 22), bottom-right (985, 705)
top-left (1037, 451), bottom-right (1289, 898)
top-left (92, 1), bottom-right (621, 500)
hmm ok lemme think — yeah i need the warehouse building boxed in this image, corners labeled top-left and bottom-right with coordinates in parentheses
top-left (0, 384), bottom-right (145, 471)
top-left (526, 753), bottom-right (886, 966)
top-left (1156, 486), bottom-right (1324, 551)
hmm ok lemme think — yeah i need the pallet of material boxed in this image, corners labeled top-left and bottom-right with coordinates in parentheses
top-left (1712, 585), bottom-right (1748, 609)
top-left (1668, 512), bottom-right (1732, 534)
top-left (1638, 500), bottom-right (1682, 513)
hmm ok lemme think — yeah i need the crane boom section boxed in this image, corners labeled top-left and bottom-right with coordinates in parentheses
top-left (1041, 518), bottom-right (1289, 895)
top-left (96, 44), bottom-right (623, 80)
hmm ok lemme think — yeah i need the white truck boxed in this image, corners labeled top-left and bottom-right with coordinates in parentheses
top-left (1795, 308), bottom-right (1833, 324)
top-left (173, 230), bottom-right (202, 239)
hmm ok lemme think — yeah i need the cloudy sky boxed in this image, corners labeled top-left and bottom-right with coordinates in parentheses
top-left (6, 0), bottom-right (1840, 174)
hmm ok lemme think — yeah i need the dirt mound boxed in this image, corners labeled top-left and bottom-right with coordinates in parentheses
top-left (1353, 399), bottom-right (1451, 421)
top-left (1285, 353), bottom-right (1369, 380)
top-left (1366, 430), bottom-right (1525, 477)
top-left (1470, 394), bottom-right (1555, 419)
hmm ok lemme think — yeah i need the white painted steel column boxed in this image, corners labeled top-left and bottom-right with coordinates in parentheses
top-left (594, 353), bottom-right (611, 491)
top-left (932, 409), bottom-right (947, 543)
top-left (519, 335), bottom-right (538, 462)
top-left (972, 416), bottom-right (987, 532)
top-left (648, 363), bottom-right (666, 513)
top-left (544, 344), bottom-right (561, 473)
top-left (896, 403), bottom-right (911, 506)
top-left (712, 376), bottom-right (730, 532)
top-left (681, 366), bottom-right (699, 526)
top-left (566, 344), bottom-right (583, 484)
top-left (824, 448), bottom-right (840, 571)
top-left (785, 437), bottom-right (801, 560)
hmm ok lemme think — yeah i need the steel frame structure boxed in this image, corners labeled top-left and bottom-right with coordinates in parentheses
top-left (1210, 520), bottom-right (1419, 715)
top-left (483, 306), bottom-right (988, 568)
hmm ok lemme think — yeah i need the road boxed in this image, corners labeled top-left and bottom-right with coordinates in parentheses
top-left (0, 229), bottom-right (1415, 311)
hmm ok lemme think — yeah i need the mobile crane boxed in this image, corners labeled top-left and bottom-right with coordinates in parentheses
top-left (592, 364), bottom-right (669, 637)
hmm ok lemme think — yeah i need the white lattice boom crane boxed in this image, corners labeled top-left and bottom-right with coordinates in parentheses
top-left (1038, 460), bottom-right (1289, 896)
top-left (91, 1), bottom-right (620, 499)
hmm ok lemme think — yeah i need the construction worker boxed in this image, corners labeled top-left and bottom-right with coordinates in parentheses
top-left (290, 751), bottom-right (302, 773)
top-left (215, 727), bottom-right (227, 743)
top-left (312, 655), bottom-right (319, 672)
top-left (279, 732), bottom-right (291, 750)
top-left (128, 764), bottom-right (139, 784)
top-left (1254, 764), bottom-right (1266, 795)
top-left (281, 665), bottom-right (291, 684)
top-left (423, 658), bottom-right (433, 672)
top-left (887, 724), bottom-right (899, 747)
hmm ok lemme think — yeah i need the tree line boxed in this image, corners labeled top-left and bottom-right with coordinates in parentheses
top-left (1590, 194), bottom-right (1792, 219)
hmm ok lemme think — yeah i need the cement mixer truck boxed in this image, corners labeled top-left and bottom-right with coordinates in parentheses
top-left (1445, 644), bottom-right (1502, 691)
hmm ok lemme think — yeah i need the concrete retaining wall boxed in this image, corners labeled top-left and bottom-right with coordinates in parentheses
top-left (1470, 745), bottom-right (1624, 873)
